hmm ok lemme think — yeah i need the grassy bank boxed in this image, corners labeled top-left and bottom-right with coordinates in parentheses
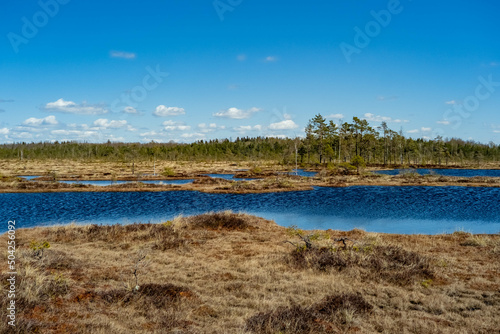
top-left (1, 171), bottom-right (500, 195)
top-left (1, 212), bottom-right (499, 333)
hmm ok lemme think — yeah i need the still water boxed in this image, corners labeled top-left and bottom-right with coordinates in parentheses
top-left (374, 169), bottom-right (500, 177)
top-left (59, 179), bottom-right (194, 186)
top-left (1, 186), bottom-right (499, 234)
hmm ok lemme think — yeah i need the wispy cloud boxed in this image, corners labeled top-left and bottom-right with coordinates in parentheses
top-left (0, 99), bottom-right (14, 103)
top-left (436, 120), bottom-right (450, 125)
top-left (153, 106), bottom-right (185, 117)
top-left (23, 115), bottom-right (58, 126)
top-left (269, 120), bottom-right (298, 130)
top-left (363, 113), bottom-right (408, 123)
top-left (213, 107), bottom-right (261, 119)
top-left (264, 56), bottom-right (278, 62)
top-left (198, 123), bottom-right (225, 133)
top-left (237, 54), bottom-right (246, 61)
top-left (163, 120), bottom-right (191, 131)
top-left (44, 98), bottom-right (108, 115)
top-left (234, 125), bottom-right (262, 132)
top-left (181, 132), bottom-right (206, 139)
top-left (326, 113), bottom-right (344, 120)
top-left (110, 51), bottom-right (136, 59)
top-left (408, 127), bottom-right (432, 134)
top-left (0, 128), bottom-right (9, 135)
top-left (93, 118), bottom-right (128, 129)
top-left (122, 106), bottom-right (141, 115)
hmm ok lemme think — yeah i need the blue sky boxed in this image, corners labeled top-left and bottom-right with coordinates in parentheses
top-left (1, 0), bottom-right (499, 144)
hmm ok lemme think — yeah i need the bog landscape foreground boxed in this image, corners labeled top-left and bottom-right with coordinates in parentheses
top-left (1, 212), bottom-right (499, 333)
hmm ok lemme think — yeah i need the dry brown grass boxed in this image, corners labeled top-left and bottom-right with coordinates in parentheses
top-left (1, 213), bottom-right (499, 333)
top-left (1, 159), bottom-right (500, 195)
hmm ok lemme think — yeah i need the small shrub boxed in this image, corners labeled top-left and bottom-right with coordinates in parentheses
top-left (150, 223), bottom-right (186, 251)
top-left (250, 166), bottom-right (263, 175)
top-left (461, 236), bottom-right (488, 247)
top-left (421, 279), bottom-right (433, 288)
top-left (97, 283), bottom-right (194, 309)
top-left (350, 155), bottom-right (366, 173)
top-left (29, 240), bottom-right (50, 259)
top-left (187, 211), bottom-right (250, 230)
top-left (162, 167), bottom-right (176, 177)
top-left (245, 293), bottom-right (372, 333)
top-left (286, 242), bottom-right (433, 285)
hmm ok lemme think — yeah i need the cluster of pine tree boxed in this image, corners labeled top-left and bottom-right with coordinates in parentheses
top-left (0, 114), bottom-right (499, 166)
top-left (303, 114), bottom-right (500, 166)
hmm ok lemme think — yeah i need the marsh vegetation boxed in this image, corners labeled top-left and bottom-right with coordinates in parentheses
top-left (1, 212), bottom-right (499, 333)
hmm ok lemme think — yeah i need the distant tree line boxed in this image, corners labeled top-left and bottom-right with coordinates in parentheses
top-left (0, 114), bottom-right (499, 166)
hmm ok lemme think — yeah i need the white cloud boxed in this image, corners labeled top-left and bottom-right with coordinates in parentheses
top-left (408, 127), bottom-right (432, 134)
top-left (264, 56), bottom-right (278, 62)
top-left (93, 119), bottom-right (128, 129)
top-left (153, 106), bottom-right (185, 117)
top-left (123, 106), bottom-right (139, 114)
top-left (166, 125), bottom-right (190, 131)
top-left (198, 123), bottom-right (225, 133)
top-left (10, 132), bottom-right (33, 139)
top-left (445, 100), bottom-right (458, 105)
top-left (22, 115), bottom-right (58, 126)
top-left (140, 130), bottom-right (161, 137)
top-left (110, 51), bottom-right (136, 59)
top-left (326, 113), bottom-right (344, 120)
top-left (45, 98), bottom-right (108, 115)
top-left (161, 120), bottom-right (190, 131)
top-left (267, 134), bottom-right (287, 139)
top-left (269, 120), bottom-right (298, 130)
top-left (0, 128), bottom-right (9, 135)
top-left (237, 54), bottom-right (247, 61)
top-left (494, 130), bottom-right (500, 133)
top-left (181, 132), bottom-right (206, 139)
top-left (436, 120), bottom-right (450, 125)
top-left (234, 125), bottom-right (263, 132)
top-left (168, 125), bottom-right (191, 131)
top-left (104, 135), bottom-right (125, 142)
top-left (51, 130), bottom-right (97, 137)
top-left (363, 113), bottom-right (408, 123)
top-left (15, 126), bottom-right (49, 133)
top-left (213, 107), bottom-right (261, 119)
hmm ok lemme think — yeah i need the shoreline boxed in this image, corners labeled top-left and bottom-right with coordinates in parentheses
top-left (1, 175), bottom-right (500, 194)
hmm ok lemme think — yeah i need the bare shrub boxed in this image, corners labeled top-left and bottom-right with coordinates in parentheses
top-left (187, 211), bottom-right (250, 231)
top-left (245, 293), bottom-right (372, 333)
top-left (286, 242), bottom-right (433, 285)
